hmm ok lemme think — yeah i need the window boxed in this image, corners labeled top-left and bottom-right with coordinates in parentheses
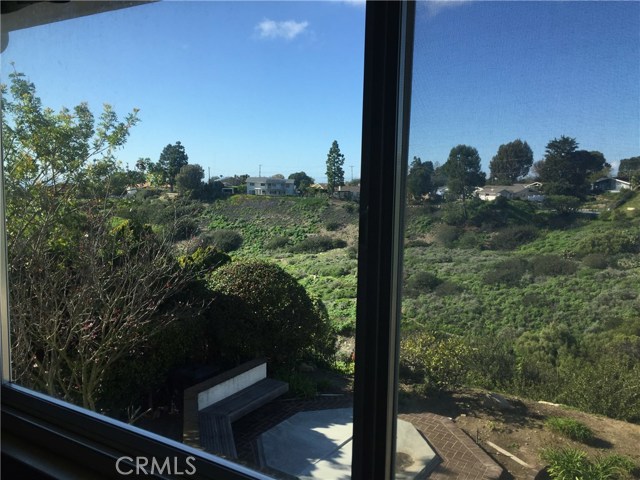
top-left (397, 2), bottom-right (639, 478)
top-left (1, 2), bottom-right (414, 480)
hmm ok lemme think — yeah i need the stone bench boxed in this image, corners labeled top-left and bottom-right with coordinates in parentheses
top-left (182, 358), bottom-right (288, 458)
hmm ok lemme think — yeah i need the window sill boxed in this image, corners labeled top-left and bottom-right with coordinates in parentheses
top-left (1, 383), bottom-right (273, 480)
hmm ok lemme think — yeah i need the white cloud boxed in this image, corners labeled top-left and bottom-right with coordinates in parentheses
top-left (342, 0), bottom-right (366, 7)
top-left (256, 19), bottom-right (309, 40)
top-left (422, 0), bottom-right (472, 19)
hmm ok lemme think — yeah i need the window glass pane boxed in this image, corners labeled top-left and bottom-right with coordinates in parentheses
top-left (398, 2), bottom-right (640, 479)
top-left (2, 1), bottom-right (365, 477)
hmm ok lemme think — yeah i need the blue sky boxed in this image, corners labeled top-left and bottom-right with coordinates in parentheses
top-left (410, 1), bottom-right (640, 173)
top-left (2, 1), bottom-right (638, 181)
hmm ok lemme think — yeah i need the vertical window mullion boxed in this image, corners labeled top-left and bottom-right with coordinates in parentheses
top-left (352, 2), bottom-right (415, 480)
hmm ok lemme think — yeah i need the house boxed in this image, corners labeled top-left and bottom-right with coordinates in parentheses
top-left (334, 185), bottom-right (361, 201)
top-left (246, 177), bottom-right (296, 196)
top-left (592, 177), bottom-right (632, 193)
top-left (475, 183), bottom-right (544, 202)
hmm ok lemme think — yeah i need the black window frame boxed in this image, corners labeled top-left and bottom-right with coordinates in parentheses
top-left (0, 1), bottom-right (415, 479)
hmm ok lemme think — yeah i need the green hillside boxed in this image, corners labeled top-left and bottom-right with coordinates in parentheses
top-left (187, 192), bottom-right (640, 422)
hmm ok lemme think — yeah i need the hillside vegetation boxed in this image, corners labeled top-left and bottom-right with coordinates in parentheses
top-left (181, 192), bottom-right (640, 423)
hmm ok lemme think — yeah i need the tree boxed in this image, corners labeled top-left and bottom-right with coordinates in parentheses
top-left (135, 157), bottom-right (151, 173)
top-left (175, 163), bottom-right (204, 196)
top-left (207, 261), bottom-right (336, 366)
top-left (617, 156), bottom-right (640, 181)
top-left (325, 140), bottom-right (345, 194)
top-left (157, 141), bottom-right (188, 192)
top-left (442, 145), bottom-right (486, 218)
top-left (288, 171), bottom-right (315, 194)
top-left (535, 136), bottom-right (607, 197)
top-left (198, 178), bottom-right (224, 201)
top-left (406, 156), bottom-right (434, 202)
top-left (489, 139), bottom-right (533, 184)
top-left (575, 150), bottom-right (610, 185)
top-left (10, 215), bottom-right (199, 410)
top-left (1, 72), bottom-right (204, 410)
top-left (544, 195), bottom-right (582, 214)
top-left (2, 70), bottom-right (139, 255)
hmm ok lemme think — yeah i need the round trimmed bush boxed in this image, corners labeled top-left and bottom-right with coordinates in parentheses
top-left (207, 261), bottom-right (336, 366)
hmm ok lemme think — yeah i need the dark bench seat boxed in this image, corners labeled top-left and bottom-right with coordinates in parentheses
top-left (198, 377), bottom-right (288, 458)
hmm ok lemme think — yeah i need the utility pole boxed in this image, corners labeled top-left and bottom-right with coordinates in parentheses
top-left (259, 164), bottom-right (262, 177)
top-left (208, 167), bottom-right (211, 182)
top-left (350, 165), bottom-right (354, 182)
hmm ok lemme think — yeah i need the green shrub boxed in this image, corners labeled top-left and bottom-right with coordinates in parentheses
top-left (275, 370), bottom-right (317, 399)
top-left (325, 221), bottom-right (342, 231)
top-left (343, 203), bottom-right (356, 214)
top-left (173, 217), bottom-right (199, 241)
top-left (265, 235), bottom-right (291, 250)
top-left (178, 246), bottom-right (230, 273)
top-left (199, 229), bottom-right (243, 252)
top-left (582, 253), bottom-right (612, 269)
top-left (405, 239), bottom-right (431, 248)
top-left (432, 224), bottom-right (461, 248)
top-left (290, 235), bottom-right (347, 253)
top-left (530, 254), bottom-right (577, 277)
top-left (544, 417), bottom-right (594, 443)
top-left (100, 313), bottom-right (211, 413)
top-left (556, 353), bottom-right (640, 423)
top-left (318, 265), bottom-right (350, 277)
top-left (207, 261), bottom-right (336, 366)
top-left (577, 229), bottom-right (640, 256)
top-left (544, 195), bottom-right (582, 214)
top-left (441, 202), bottom-right (467, 226)
top-left (542, 448), bottom-right (635, 480)
top-left (405, 271), bottom-right (441, 297)
top-left (488, 225), bottom-right (539, 250)
top-left (457, 230), bottom-right (484, 249)
top-left (433, 281), bottom-right (463, 297)
top-left (542, 448), bottom-right (590, 480)
top-left (135, 188), bottom-right (161, 200)
top-left (399, 331), bottom-right (471, 393)
top-left (483, 258), bottom-right (529, 286)
top-left (464, 334), bottom-right (517, 390)
top-left (333, 360), bottom-right (355, 376)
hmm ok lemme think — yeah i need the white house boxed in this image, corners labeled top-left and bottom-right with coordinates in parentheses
top-left (475, 182), bottom-right (544, 202)
top-left (246, 177), bottom-right (296, 196)
top-left (592, 177), bottom-right (632, 193)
